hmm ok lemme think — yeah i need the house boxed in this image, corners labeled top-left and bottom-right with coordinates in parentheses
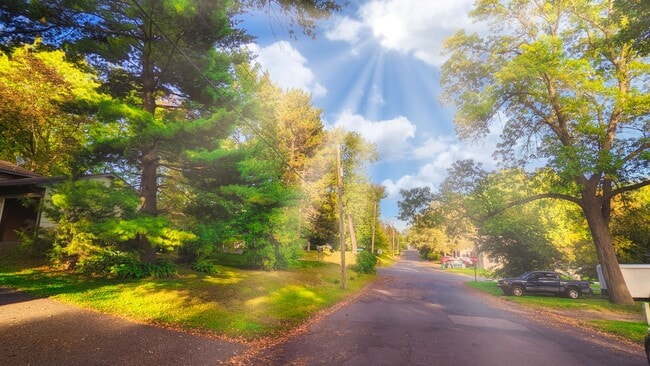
top-left (0, 160), bottom-right (122, 243)
top-left (0, 160), bottom-right (65, 242)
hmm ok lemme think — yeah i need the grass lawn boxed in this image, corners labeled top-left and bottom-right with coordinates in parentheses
top-left (465, 279), bottom-right (648, 344)
top-left (0, 244), bottom-right (378, 340)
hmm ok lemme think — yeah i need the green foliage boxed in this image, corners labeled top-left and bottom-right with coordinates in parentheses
top-left (610, 187), bottom-right (650, 264)
top-left (46, 179), bottom-right (195, 263)
top-left (352, 251), bottom-right (378, 274)
top-left (181, 224), bottom-right (220, 261)
top-left (16, 226), bottom-right (55, 259)
top-left (191, 259), bottom-right (219, 274)
top-left (480, 207), bottom-right (563, 278)
top-left (76, 251), bottom-right (139, 277)
top-left (0, 45), bottom-right (105, 176)
top-left (76, 251), bottom-right (177, 278)
top-left (417, 246), bottom-right (441, 261)
top-left (418, 246), bottom-right (430, 260)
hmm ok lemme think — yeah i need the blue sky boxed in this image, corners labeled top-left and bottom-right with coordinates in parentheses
top-left (239, 0), bottom-right (500, 229)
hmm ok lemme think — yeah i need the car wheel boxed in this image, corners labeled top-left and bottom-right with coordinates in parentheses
top-left (511, 286), bottom-right (524, 297)
top-left (566, 288), bottom-right (580, 299)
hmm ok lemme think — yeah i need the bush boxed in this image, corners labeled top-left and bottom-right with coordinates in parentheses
top-left (16, 226), bottom-right (54, 259)
top-left (192, 259), bottom-right (219, 274)
top-left (76, 251), bottom-right (177, 278)
top-left (418, 245), bottom-right (433, 260)
top-left (353, 251), bottom-right (378, 274)
top-left (427, 252), bottom-right (441, 261)
top-left (144, 259), bottom-right (177, 278)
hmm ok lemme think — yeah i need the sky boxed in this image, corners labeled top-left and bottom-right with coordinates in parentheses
top-left (239, 0), bottom-right (500, 229)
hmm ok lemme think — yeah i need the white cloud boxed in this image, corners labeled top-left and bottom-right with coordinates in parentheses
top-left (326, 0), bottom-right (480, 67)
top-left (411, 135), bottom-right (454, 159)
top-left (325, 16), bottom-right (364, 43)
top-left (332, 111), bottom-right (416, 161)
top-left (247, 41), bottom-right (327, 98)
top-left (381, 131), bottom-right (501, 199)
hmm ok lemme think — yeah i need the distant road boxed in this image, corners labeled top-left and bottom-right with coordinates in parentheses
top-left (236, 250), bottom-right (644, 366)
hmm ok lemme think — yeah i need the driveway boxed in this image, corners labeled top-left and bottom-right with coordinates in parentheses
top-left (0, 288), bottom-right (246, 366)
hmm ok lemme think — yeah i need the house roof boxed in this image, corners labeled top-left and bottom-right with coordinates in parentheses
top-left (0, 160), bottom-right (130, 192)
top-left (0, 160), bottom-right (43, 179)
top-left (0, 176), bottom-right (65, 187)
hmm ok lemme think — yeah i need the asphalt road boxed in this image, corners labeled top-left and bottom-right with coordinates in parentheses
top-left (236, 250), bottom-right (645, 366)
top-left (1, 251), bottom-right (645, 366)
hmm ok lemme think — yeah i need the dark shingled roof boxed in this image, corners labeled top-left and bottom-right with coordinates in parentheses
top-left (0, 160), bottom-right (43, 178)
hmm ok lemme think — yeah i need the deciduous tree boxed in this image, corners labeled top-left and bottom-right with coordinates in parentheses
top-left (440, 0), bottom-right (650, 304)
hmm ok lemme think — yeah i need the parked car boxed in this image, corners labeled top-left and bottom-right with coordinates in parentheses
top-left (441, 257), bottom-right (466, 269)
top-left (497, 271), bottom-right (592, 299)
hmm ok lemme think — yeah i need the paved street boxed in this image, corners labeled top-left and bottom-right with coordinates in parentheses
top-left (1, 251), bottom-right (645, 366)
top-left (235, 250), bottom-right (645, 365)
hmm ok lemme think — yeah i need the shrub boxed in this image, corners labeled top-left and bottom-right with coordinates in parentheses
top-left (145, 259), bottom-right (177, 278)
top-left (76, 251), bottom-right (177, 278)
top-left (16, 226), bottom-right (54, 259)
top-left (418, 245), bottom-right (432, 260)
top-left (427, 252), bottom-right (441, 261)
top-left (353, 251), bottom-right (378, 274)
top-left (192, 259), bottom-right (219, 274)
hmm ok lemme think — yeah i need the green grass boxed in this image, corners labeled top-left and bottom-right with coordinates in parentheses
top-left (0, 244), bottom-right (376, 340)
top-left (443, 266), bottom-right (494, 279)
top-left (466, 280), bottom-right (648, 344)
top-left (587, 319), bottom-right (649, 341)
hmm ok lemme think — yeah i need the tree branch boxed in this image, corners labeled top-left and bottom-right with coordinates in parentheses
top-left (607, 179), bottom-right (650, 201)
top-left (482, 192), bottom-right (581, 221)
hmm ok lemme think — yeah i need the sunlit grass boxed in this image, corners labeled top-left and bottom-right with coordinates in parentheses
top-left (0, 245), bottom-right (375, 340)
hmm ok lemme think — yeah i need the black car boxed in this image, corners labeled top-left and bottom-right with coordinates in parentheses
top-left (497, 271), bottom-right (592, 299)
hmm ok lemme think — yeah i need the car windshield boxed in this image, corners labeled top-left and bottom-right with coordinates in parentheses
top-left (516, 271), bottom-right (534, 279)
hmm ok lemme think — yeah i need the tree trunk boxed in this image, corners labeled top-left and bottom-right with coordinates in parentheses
top-left (581, 196), bottom-right (634, 305)
top-left (138, 143), bottom-right (158, 264)
top-left (138, 40), bottom-right (159, 264)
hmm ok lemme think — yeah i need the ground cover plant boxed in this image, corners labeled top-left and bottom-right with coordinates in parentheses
top-left (0, 244), bottom-right (375, 340)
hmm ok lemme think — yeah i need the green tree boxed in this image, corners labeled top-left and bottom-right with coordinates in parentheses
top-left (0, 45), bottom-right (102, 176)
top-left (302, 129), bottom-right (378, 252)
top-left (440, 0), bottom-right (650, 305)
top-left (610, 186), bottom-right (650, 264)
top-left (614, 0), bottom-right (650, 55)
top-left (46, 178), bottom-right (195, 266)
top-left (0, 0), bottom-right (343, 264)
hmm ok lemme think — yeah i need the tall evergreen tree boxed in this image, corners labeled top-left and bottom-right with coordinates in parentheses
top-left (0, 0), bottom-right (342, 263)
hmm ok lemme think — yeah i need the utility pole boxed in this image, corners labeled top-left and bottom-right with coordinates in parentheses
top-left (337, 146), bottom-right (346, 290)
top-left (391, 225), bottom-right (395, 256)
top-left (371, 202), bottom-right (376, 254)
